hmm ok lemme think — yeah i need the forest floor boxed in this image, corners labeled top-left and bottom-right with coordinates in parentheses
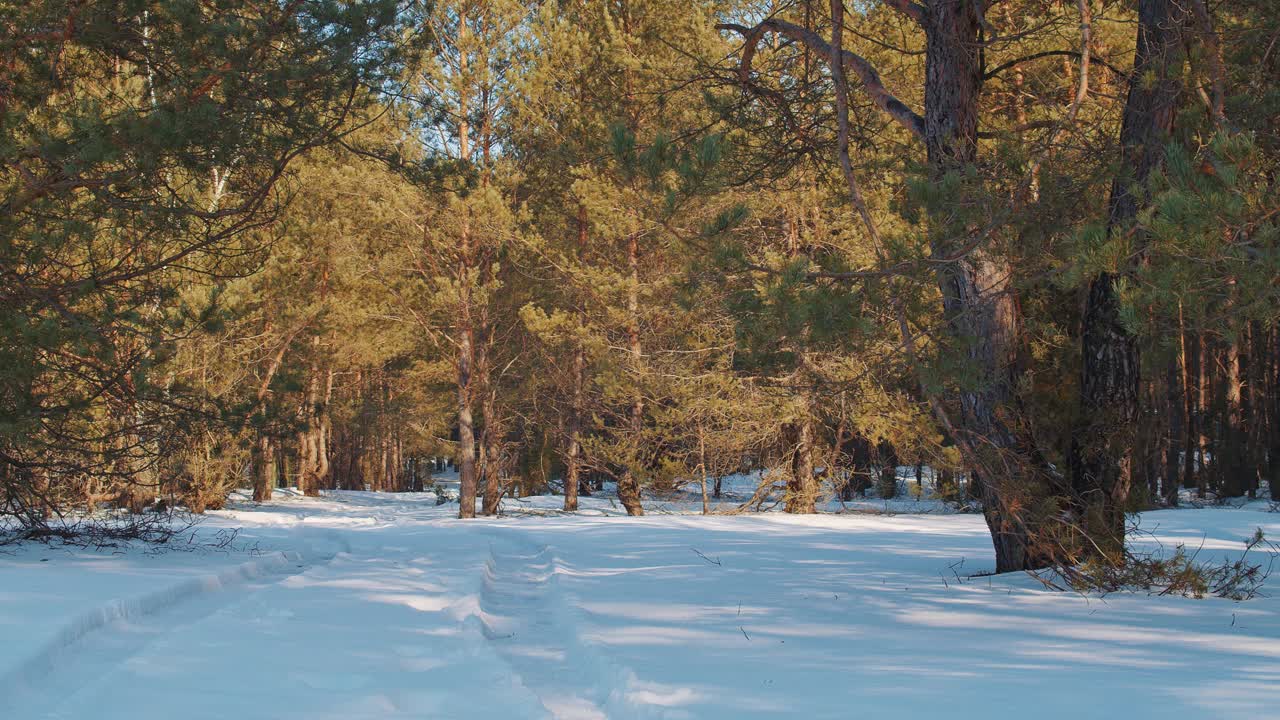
top-left (2, 485), bottom-right (1280, 719)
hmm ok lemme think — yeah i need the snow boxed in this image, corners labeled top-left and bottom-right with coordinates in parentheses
top-left (3, 489), bottom-right (1280, 719)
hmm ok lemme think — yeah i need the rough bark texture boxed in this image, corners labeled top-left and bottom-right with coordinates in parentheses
top-left (725, 0), bottom-right (1054, 570)
top-left (252, 434), bottom-right (274, 502)
top-left (922, 0), bottom-right (1046, 572)
top-left (877, 443), bottom-right (899, 500)
top-left (477, 341), bottom-right (494, 513)
top-left (481, 365), bottom-right (502, 515)
top-left (564, 206), bottom-right (589, 512)
top-left (1270, 327), bottom-right (1280, 500)
top-left (785, 417), bottom-right (817, 513)
top-left (1221, 316), bottom-right (1246, 497)
top-left (1071, 0), bottom-right (1184, 555)
top-left (616, 232), bottom-right (645, 516)
top-left (564, 343), bottom-right (584, 512)
top-left (456, 323), bottom-right (477, 519)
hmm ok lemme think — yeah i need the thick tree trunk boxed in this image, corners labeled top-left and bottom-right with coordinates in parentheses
top-left (565, 343), bottom-right (584, 512)
top-left (1070, 0), bottom-right (1185, 557)
top-left (724, 0), bottom-right (1054, 570)
top-left (453, 14), bottom-right (478, 519)
top-left (1246, 322), bottom-right (1266, 498)
top-left (297, 355), bottom-right (321, 496)
top-left (317, 366), bottom-right (333, 490)
top-left (1221, 316), bottom-right (1246, 497)
top-left (698, 422), bottom-right (710, 515)
top-left (877, 442), bottom-right (899, 500)
top-left (617, 232), bottom-right (645, 516)
top-left (456, 318), bottom-right (478, 518)
top-left (922, 0), bottom-right (1048, 572)
top-left (785, 417), bottom-right (817, 513)
top-left (253, 434), bottom-right (274, 502)
top-left (1164, 355), bottom-right (1182, 505)
top-left (481, 369), bottom-right (502, 515)
top-left (1198, 334), bottom-right (1210, 498)
top-left (1180, 308), bottom-right (1197, 493)
top-left (1270, 327), bottom-right (1280, 500)
top-left (564, 206), bottom-right (589, 512)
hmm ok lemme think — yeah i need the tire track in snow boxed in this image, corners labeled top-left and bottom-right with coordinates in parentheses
top-left (477, 531), bottom-right (670, 720)
top-left (0, 530), bottom-right (351, 718)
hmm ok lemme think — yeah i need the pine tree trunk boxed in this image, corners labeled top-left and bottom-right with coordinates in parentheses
top-left (698, 422), bottom-right (709, 515)
top-left (1269, 327), bottom-right (1280, 500)
top-left (877, 443), bottom-right (899, 500)
top-left (617, 232), bottom-right (645, 516)
top-left (564, 205), bottom-right (590, 512)
top-left (298, 355), bottom-right (321, 497)
top-left (1180, 308), bottom-right (1197, 494)
top-left (1222, 315), bottom-right (1246, 497)
top-left (922, 0), bottom-right (1048, 572)
top-left (1198, 334), bottom-right (1210, 498)
top-left (481, 371), bottom-right (502, 515)
top-left (785, 417), bottom-right (816, 513)
top-left (275, 440), bottom-right (287, 495)
top-left (252, 434), bottom-right (274, 502)
top-left (317, 366), bottom-right (333, 490)
top-left (453, 11), bottom-right (478, 519)
top-left (1246, 322), bottom-right (1266, 498)
top-left (456, 320), bottom-right (478, 517)
top-left (1164, 356), bottom-right (1182, 505)
top-left (1070, 0), bottom-right (1185, 557)
top-left (565, 342), bottom-right (584, 511)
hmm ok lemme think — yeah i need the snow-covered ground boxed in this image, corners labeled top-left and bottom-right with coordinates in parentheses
top-left (3, 489), bottom-right (1280, 719)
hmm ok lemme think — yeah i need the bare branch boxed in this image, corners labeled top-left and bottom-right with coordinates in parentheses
top-left (881, 0), bottom-right (927, 25)
top-left (718, 19), bottom-right (925, 141)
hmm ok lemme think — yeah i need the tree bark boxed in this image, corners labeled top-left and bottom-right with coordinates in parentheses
top-left (456, 319), bottom-right (477, 517)
top-left (1269, 327), bottom-right (1280, 500)
top-left (877, 442), bottom-right (899, 500)
top-left (1221, 311), bottom-right (1246, 497)
top-left (1198, 333), bottom-right (1210, 498)
top-left (1164, 354), bottom-right (1182, 505)
top-left (698, 421), bottom-right (709, 515)
top-left (617, 232), bottom-right (645, 516)
top-left (252, 434), bottom-right (275, 502)
top-left (726, 0), bottom-right (1054, 570)
top-left (785, 416), bottom-right (816, 513)
top-left (1070, 0), bottom-right (1185, 556)
top-left (480, 356), bottom-right (502, 515)
top-left (565, 341), bottom-right (585, 512)
top-left (921, 0), bottom-right (1050, 572)
top-left (564, 206), bottom-right (589, 512)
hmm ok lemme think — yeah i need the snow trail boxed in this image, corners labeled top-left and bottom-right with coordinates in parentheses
top-left (479, 537), bottom-right (615, 719)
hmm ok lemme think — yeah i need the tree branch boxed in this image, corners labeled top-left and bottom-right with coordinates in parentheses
top-left (718, 19), bottom-right (925, 141)
top-left (881, 0), bottom-right (927, 25)
top-left (984, 50), bottom-right (1123, 82)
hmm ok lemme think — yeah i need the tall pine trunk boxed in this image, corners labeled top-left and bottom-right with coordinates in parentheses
top-left (480, 352), bottom-right (502, 515)
top-left (923, 0), bottom-right (1046, 572)
top-left (253, 434), bottom-right (275, 502)
top-left (1269, 327), bottom-right (1280, 500)
top-left (785, 416), bottom-right (816, 513)
top-left (1070, 0), bottom-right (1184, 557)
top-left (563, 206), bottom-right (589, 512)
top-left (565, 344), bottom-right (585, 511)
top-left (617, 232), bottom-right (645, 516)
